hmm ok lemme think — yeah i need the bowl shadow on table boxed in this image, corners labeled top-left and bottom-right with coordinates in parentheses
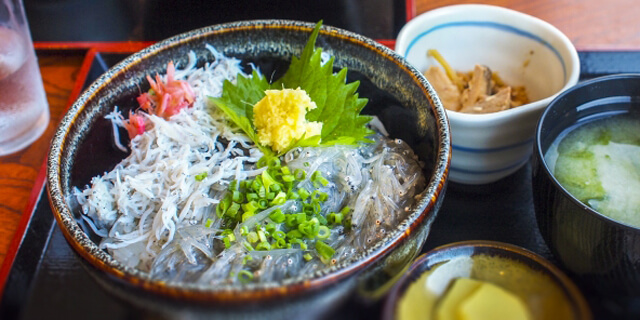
top-left (423, 161), bottom-right (552, 254)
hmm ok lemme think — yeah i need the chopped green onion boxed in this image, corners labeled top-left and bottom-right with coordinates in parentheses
top-left (287, 230), bottom-right (303, 239)
top-left (247, 231), bottom-right (259, 243)
top-left (223, 237), bottom-right (231, 248)
top-left (269, 209), bottom-right (285, 223)
top-left (238, 270), bottom-right (254, 283)
top-left (303, 203), bottom-right (315, 215)
top-left (241, 212), bottom-right (254, 222)
top-left (270, 192), bottom-right (287, 206)
top-left (340, 206), bottom-right (351, 215)
top-left (312, 201), bottom-right (322, 214)
top-left (266, 192), bottom-right (275, 200)
top-left (246, 193), bottom-right (259, 202)
top-left (256, 242), bottom-right (271, 251)
top-left (328, 212), bottom-right (343, 225)
top-left (258, 186), bottom-right (267, 199)
top-left (268, 157), bottom-right (281, 169)
top-left (226, 202), bottom-right (240, 218)
top-left (274, 238), bottom-right (287, 249)
top-left (317, 226), bottom-right (330, 239)
top-left (195, 172), bottom-right (208, 181)
top-left (256, 157), bottom-right (268, 168)
top-left (286, 190), bottom-right (299, 200)
top-left (311, 171), bottom-right (329, 187)
top-left (258, 198), bottom-right (268, 209)
top-left (242, 255), bottom-right (253, 264)
top-left (243, 241), bottom-right (254, 251)
top-left (315, 213), bottom-right (327, 225)
top-left (257, 230), bottom-right (268, 243)
top-left (282, 174), bottom-right (295, 182)
top-left (345, 217), bottom-right (352, 230)
top-left (299, 188), bottom-right (310, 201)
top-left (265, 224), bottom-right (276, 235)
top-left (242, 201), bottom-right (259, 214)
top-left (285, 214), bottom-right (297, 228)
top-left (294, 168), bottom-right (306, 180)
top-left (315, 240), bottom-right (335, 260)
top-left (272, 230), bottom-right (286, 240)
top-left (216, 194), bottom-right (232, 218)
top-left (261, 170), bottom-right (278, 194)
top-left (240, 225), bottom-right (249, 236)
top-left (317, 176), bottom-right (329, 186)
top-left (280, 166), bottom-right (291, 175)
top-left (251, 179), bottom-right (262, 192)
top-left (232, 190), bottom-right (244, 203)
top-left (290, 238), bottom-right (308, 250)
top-left (298, 218), bottom-right (320, 238)
top-left (205, 218), bottom-right (214, 228)
top-left (303, 162), bottom-right (310, 167)
top-left (303, 253), bottom-right (313, 261)
top-left (229, 179), bottom-right (239, 191)
top-left (270, 184), bottom-right (282, 193)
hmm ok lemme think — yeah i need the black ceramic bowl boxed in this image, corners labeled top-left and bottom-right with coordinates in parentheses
top-left (46, 20), bottom-right (450, 318)
top-left (533, 74), bottom-right (640, 305)
top-left (383, 241), bottom-right (591, 320)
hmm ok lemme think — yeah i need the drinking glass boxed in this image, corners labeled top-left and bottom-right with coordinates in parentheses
top-left (0, 0), bottom-right (49, 155)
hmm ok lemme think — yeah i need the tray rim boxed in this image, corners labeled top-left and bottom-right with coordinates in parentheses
top-left (1, 43), bottom-right (639, 318)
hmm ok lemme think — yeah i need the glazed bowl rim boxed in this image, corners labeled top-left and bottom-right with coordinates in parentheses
top-left (46, 19), bottom-right (451, 302)
top-left (534, 73), bottom-right (640, 232)
top-left (395, 3), bottom-right (581, 123)
top-left (382, 240), bottom-right (591, 320)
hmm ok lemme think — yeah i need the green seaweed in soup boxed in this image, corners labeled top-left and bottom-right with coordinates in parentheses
top-left (545, 114), bottom-right (640, 227)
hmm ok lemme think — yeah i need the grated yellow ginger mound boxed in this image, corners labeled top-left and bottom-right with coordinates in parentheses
top-left (253, 88), bottom-right (322, 153)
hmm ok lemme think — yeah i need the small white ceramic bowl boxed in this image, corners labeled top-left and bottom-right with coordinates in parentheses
top-left (395, 4), bottom-right (580, 184)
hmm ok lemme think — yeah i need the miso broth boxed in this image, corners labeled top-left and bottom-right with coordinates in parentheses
top-left (545, 113), bottom-right (640, 227)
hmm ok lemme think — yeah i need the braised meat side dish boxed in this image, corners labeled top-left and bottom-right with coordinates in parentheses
top-left (424, 49), bottom-right (528, 114)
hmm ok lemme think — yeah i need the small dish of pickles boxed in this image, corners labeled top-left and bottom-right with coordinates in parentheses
top-left (383, 241), bottom-right (591, 320)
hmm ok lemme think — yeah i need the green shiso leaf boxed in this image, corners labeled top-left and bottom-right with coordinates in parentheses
top-left (209, 70), bottom-right (274, 157)
top-left (274, 21), bottom-right (374, 146)
top-left (209, 20), bottom-right (373, 156)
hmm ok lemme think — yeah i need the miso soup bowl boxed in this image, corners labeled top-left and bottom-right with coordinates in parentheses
top-left (396, 4), bottom-right (580, 184)
top-left (46, 20), bottom-right (451, 319)
top-left (533, 74), bottom-right (640, 313)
